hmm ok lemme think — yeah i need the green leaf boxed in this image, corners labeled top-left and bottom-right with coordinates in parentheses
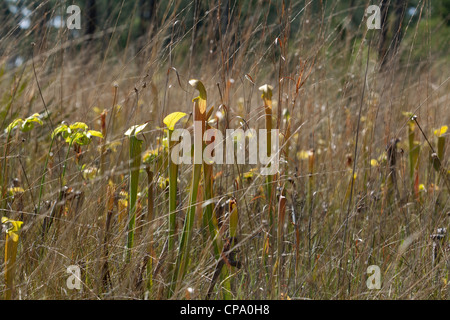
top-left (6, 119), bottom-right (23, 134)
top-left (21, 113), bottom-right (43, 132)
top-left (163, 112), bottom-right (187, 131)
top-left (52, 123), bottom-right (69, 139)
top-left (70, 122), bottom-right (89, 132)
top-left (73, 132), bottom-right (91, 146)
top-left (7, 114), bottom-right (43, 134)
top-left (143, 149), bottom-right (159, 164)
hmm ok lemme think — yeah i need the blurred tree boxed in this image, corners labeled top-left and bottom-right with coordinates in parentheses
top-left (86, 0), bottom-right (97, 36)
top-left (439, 0), bottom-right (450, 24)
top-left (378, 0), bottom-right (407, 68)
top-left (32, 1), bottom-right (52, 51)
top-left (392, 0), bottom-right (407, 58)
top-left (0, 1), bottom-right (11, 39)
top-left (139, 0), bottom-right (157, 37)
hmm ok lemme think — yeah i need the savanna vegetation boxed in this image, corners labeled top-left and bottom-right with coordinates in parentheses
top-left (0, 0), bottom-right (449, 300)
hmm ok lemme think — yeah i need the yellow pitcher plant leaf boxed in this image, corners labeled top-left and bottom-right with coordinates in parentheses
top-left (87, 130), bottom-right (104, 139)
top-left (259, 84), bottom-right (273, 101)
top-left (2, 217), bottom-right (23, 242)
top-left (124, 123), bottom-right (148, 137)
top-left (229, 199), bottom-right (238, 239)
top-left (163, 112), bottom-right (187, 131)
top-left (69, 122), bottom-right (89, 132)
top-left (189, 79), bottom-right (207, 102)
top-left (21, 113), bottom-right (43, 132)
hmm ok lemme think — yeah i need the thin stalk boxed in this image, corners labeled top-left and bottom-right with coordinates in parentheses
top-left (307, 150), bottom-right (315, 269)
top-left (36, 138), bottom-right (54, 214)
top-left (259, 85), bottom-right (275, 232)
top-left (1, 132), bottom-right (12, 211)
top-left (259, 84), bottom-right (275, 292)
top-left (277, 194), bottom-right (286, 296)
top-left (61, 140), bottom-right (73, 186)
top-left (170, 156), bottom-right (202, 296)
top-left (203, 119), bottom-right (220, 258)
top-left (145, 166), bottom-right (155, 293)
top-left (101, 185), bottom-right (114, 291)
top-left (338, 39), bottom-right (371, 294)
top-left (167, 130), bottom-right (178, 253)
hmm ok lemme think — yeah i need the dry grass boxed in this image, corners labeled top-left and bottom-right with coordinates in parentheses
top-left (0, 0), bottom-right (449, 300)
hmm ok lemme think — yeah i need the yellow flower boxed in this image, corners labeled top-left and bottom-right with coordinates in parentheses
top-left (1, 217), bottom-right (23, 242)
top-left (297, 150), bottom-right (313, 160)
top-left (434, 125), bottom-right (448, 137)
top-left (92, 106), bottom-right (102, 114)
top-left (370, 159), bottom-right (379, 167)
top-left (243, 168), bottom-right (258, 180)
top-left (7, 187), bottom-right (25, 197)
top-left (280, 292), bottom-right (291, 300)
top-left (82, 166), bottom-right (98, 180)
top-left (158, 177), bottom-right (169, 190)
top-left (143, 149), bottom-right (159, 164)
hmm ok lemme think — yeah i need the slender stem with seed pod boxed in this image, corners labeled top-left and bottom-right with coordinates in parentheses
top-left (259, 84), bottom-right (275, 230)
top-left (203, 105), bottom-right (221, 259)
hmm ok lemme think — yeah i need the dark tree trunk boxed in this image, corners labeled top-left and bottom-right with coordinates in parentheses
top-left (30, 1), bottom-right (52, 53)
top-left (86, 0), bottom-right (97, 36)
top-left (0, 1), bottom-right (10, 25)
top-left (137, 0), bottom-right (157, 58)
top-left (213, 1), bottom-right (238, 67)
top-left (0, 2), bottom-right (10, 40)
top-left (139, 0), bottom-right (157, 37)
top-left (188, 0), bottom-right (201, 74)
top-left (392, 0), bottom-right (406, 56)
top-left (378, 0), bottom-right (390, 66)
top-left (378, 0), bottom-right (406, 68)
